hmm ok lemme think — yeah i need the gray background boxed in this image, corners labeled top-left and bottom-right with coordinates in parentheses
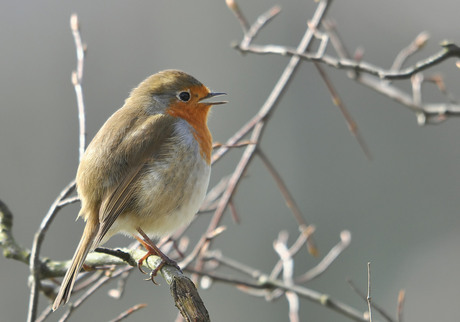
top-left (1, 1), bottom-right (459, 321)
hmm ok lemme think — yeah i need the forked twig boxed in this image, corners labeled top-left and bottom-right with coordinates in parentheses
top-left (70, 14), bottom-right (87, 161)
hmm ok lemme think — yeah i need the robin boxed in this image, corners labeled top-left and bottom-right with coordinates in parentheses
top-left (52, 69), bottom-right (226, 310)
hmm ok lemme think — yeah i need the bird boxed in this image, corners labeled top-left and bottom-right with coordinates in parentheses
top-left (52, 69), bottom-right (226, 310)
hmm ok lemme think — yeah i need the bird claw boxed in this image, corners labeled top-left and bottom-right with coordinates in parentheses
top-left (140, 256), bottom-right (181, 285)
top-left (134, 229), bottom-right (181, 283)
top-left (137, 260), bottom-right (149, 275)
top-left (148, 266), bottom-right (161, 285)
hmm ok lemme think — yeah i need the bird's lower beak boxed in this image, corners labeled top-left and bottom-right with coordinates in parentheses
top-left (200, 92), bottom-right (227, 105)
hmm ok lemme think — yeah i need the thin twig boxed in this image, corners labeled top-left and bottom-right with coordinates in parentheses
top-left (286, 291), bottom-right (300, 322)
top-left (270, 228), bottom-right (309, 282)
top-left (72, 270), bottom-right (105, 293)
top-left (273, 232), bottom-right (301, 322)
top-left (27, 180), bottom-right (76, 322)
top-left (425, 74), bottom-right (458, 104)
top-left (241, 5), bottom-right (281, 48)
top-left (200, 176), bottom-right (230, 212)
top-left (212, 140), bottom-right (255, 149)
top-left (70, 13), bottom-right (87, 161)
top-left (108, 269), bottom-right (133, 299)
top-left (186, 0), bottom-right (334, 272)
top-left (188, 268), bottom-right (368, 322)
top-left (347, 278), bottom-right (394, 322)
top-left (228, 200), bottom-right (240, 224)
top-left (58, 266), bottom-right (132, 321)
top-left (322, 22), bottom-right (460, 124)
top-left (257, 148), bottom-right (318, 255)
top-left (273, 231), bottom-right (295, 286)
top-left (367, 262), bottom-right (372, 322)
top-left (202, 251), bottom-right (262, 279)
top-left (57, 196), bottom-right (80, 207)
top-left (391, 32), bottom-right (430, 72)
top-left (234, 41), bottom-right (460, 81)
top-left (396, 289), bottom-right (405, 322)
top-left (226, 0), bottom-right (249, 32)
top-left (313, 62), bottom-right (372, 160)
top-left (108, 303), bottom-right (147, 322)
top-left (297, 230), bottom-right (351, 283)
top-left (35, 306), bottom-right (52, 322)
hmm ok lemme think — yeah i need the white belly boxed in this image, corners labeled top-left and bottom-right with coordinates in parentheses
top-left (139, 161), bottom-right (210, 236)
top-left (106, 119), bottom-right (211, 239)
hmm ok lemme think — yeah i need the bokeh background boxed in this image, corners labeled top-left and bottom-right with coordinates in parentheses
top-left (1, 1), bottom-right (460, 321)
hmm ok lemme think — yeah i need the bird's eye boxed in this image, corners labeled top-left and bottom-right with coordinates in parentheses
top-left (177, 91), bottom-right (191, 102)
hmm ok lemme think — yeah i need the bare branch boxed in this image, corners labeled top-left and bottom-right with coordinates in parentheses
top-left (191, 0), bottom-right (334, 273)
top-left (286, 291), bottom-right (300, 322)
top-left (241, 5), bottom-right (281, 48)
top-left (347, 278), bottom-right (394, 322)
top-left (225, 0), bottom-right (249, 32)
top-left (190, 268), bottom-right (368, 322)
top-left (391, 32), bottom-right (430, 72)
top-left (324, 23), bottom-right (460, 124)
top-left (58, 267), bottom-right (132, 321)
top-left (234, 41), bottom-right (460, 81)
top-left (297, 230), bottom-right (351, 283)
top-left (28, 180), bottom-right (76, 322)
top-left (257, 148), bottom-right (318, 256)
top-left (270, 229), bottom-right (310, 281)
top-left (397, 289), bottom-right (405, 322)
top-left (57, 196), bottom-right (80, 208)
top-left (313, 62), bottom-right (372, 160)
top-left (70, 13), bottom-right (87, 161)
top-left (108, 303), bottom-right (147, 322)
top-left (367, 262), bottom-right (372, 322)
top-left (107, 268), bottom-right (133, 299)
top-left (0, 200), bottom-right (30, 265)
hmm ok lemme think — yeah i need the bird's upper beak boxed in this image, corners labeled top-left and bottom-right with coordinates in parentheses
top-left (199, 92), bottom-right (227, 106)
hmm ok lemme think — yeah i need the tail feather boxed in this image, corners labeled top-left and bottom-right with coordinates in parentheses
top-left (52, 218), bottom-right (99, 311)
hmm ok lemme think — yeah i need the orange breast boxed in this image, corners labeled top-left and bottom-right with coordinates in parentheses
top-left (166, 101), bottom-right (212, 164)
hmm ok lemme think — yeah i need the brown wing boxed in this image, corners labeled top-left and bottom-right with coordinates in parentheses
top-left (92, 113), bottom-right (177, 246)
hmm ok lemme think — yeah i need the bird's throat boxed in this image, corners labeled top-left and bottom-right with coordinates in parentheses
top-left (166, 104), bottom-right (212, 164)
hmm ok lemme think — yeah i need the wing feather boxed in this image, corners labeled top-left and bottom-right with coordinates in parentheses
top-left (91, 113), bottom-right (177, 246)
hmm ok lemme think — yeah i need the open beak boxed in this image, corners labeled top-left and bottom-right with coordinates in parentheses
top-left (199, 92), bottom-right (227, 105)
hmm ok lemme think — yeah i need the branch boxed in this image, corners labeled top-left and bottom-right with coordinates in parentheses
top-left (185, 0), bottom-right (334, 274)
top-left (70, 14), bottom-right (87, 161)
top-left (257, 148), bottom-right (318, 256)
top-left (95, 249), bottom-right (210, 322)
top-left (189, 268), bottom-right (368, 322)
top-left (0, 178), bottom-right (207, 318)
top-left (232, 8), bottom-right (460, 125)
top-left (234, 41), bottom-right (460, 81)
top-left (0, 200), bottom-right (30, 264)
top-left (108, 303), bottom-right (147, 322)
top-left (324, 23), bottom-right (460, 124)
top-left (347, 277), bottom-right (394, 322)
top-left (397, 289), bottom-right (405, 322)
top-left (28, 181), bottom-right (76, 322)
top-left (296, 230), bottom-right (351, 283)
top-left (367, 262), bottom-right (372, 322)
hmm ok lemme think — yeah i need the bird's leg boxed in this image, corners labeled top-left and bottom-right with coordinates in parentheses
top-left (135, 228), bottom-right (181, 284)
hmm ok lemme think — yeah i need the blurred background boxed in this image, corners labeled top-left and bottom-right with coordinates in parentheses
top-left (1, 0), bottom-right (459, 321)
